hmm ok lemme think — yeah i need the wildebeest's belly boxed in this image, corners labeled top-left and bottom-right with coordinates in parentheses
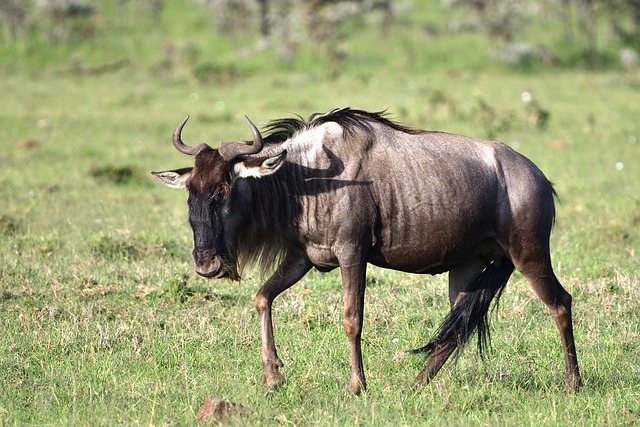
top-left (367, 236), bottom-right (498, 275)
top-left (368, 193), bottom-right (501, 274)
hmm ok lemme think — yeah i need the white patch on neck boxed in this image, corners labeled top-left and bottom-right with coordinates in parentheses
top-left (283, 122), bottom-right (343, 165)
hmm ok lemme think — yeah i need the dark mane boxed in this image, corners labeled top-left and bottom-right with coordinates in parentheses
top-left (235, 164), bottom-right (301, 278)
top-left (262, 108), bottom-right (421, 144)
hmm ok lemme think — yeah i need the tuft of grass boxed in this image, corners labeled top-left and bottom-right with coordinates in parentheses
top-left (0, 214), bottom-right (21, 236)
top-left (91, 234), bottom-right (143, 261)
top-left (90, 234), bottom-right (188, 262)
top-left (192, 62), bottom-right (241, 84)
top-left (163, 273), bottom-right (191, 302)
top-left (89, 165), bottom-right (146, 186)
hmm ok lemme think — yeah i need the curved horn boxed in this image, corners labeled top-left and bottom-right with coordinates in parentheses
top-left (172, 116), bottom-right (209, 156)
top-left (218, 115), bottom-right (264, 161)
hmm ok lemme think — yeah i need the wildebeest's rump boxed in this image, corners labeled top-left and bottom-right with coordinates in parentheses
top-left (152, 108), bottom-right (582, 394)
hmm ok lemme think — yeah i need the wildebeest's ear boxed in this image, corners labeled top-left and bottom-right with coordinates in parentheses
top-left (151, 167), bottom-right (192, 189)
top-left (234, 150), bottom-right (287, 179)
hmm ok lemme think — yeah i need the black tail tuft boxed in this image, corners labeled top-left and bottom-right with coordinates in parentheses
top-left (411, 258), bottom-right (515, 361)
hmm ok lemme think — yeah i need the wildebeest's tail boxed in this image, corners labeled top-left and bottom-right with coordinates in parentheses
top-left (411, 257), bottom-right (515, 360)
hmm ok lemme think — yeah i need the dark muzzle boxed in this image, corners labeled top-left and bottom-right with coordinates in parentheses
top-left (192, 249), bottom-right (239, 280)
top-left (192, 249), bottom-right (223, 278)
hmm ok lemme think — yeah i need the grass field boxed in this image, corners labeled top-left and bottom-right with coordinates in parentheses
top-left (1, 1), bottom-right (639, 425)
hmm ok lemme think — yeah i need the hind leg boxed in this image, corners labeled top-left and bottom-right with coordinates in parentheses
top-left (448, 256), bottom-right (488, 308)
top-left (514, 253), bottom-right (583, 391)
top-left (415, 256), bottom-right (487, 386)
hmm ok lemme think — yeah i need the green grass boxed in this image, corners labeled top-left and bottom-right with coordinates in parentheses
top-left (1, 1), bottom-right (640, 425)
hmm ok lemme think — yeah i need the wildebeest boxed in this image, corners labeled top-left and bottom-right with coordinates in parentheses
top-left (152, 108), bottom-right (582, 394)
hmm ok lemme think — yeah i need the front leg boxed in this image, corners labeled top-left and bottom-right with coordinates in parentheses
top-left (255, 253), bottom-right (312, 388)
top-left (338, 250), bottom-right (368, 395)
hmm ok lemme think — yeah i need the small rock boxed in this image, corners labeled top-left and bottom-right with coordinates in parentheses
top-left (494, 43), bottom-right (557, 66)
top-left (17, 139), bottom-right (39, 149)
top-left (620, 407), bottom-right (640, 419)
top-left (196, 396), bottom-right (247, 423)
top-left (620, 48), bottom-right (639, 71)
top-left (43, 184), bottom-right (60, 193)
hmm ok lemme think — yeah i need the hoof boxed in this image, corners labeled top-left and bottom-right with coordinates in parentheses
top-left (565, 377), bottom-right (583, 392)
top-left (348, 378), bottom-right (366, 395)
top-left (264, 370), bottom-right (284, 389)
top-left (265, 377), bottom-right (284, 389)
top-left (263, 358), bottom-right (285, 389)
top-left (414, 368), bottom-right (434, 387)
